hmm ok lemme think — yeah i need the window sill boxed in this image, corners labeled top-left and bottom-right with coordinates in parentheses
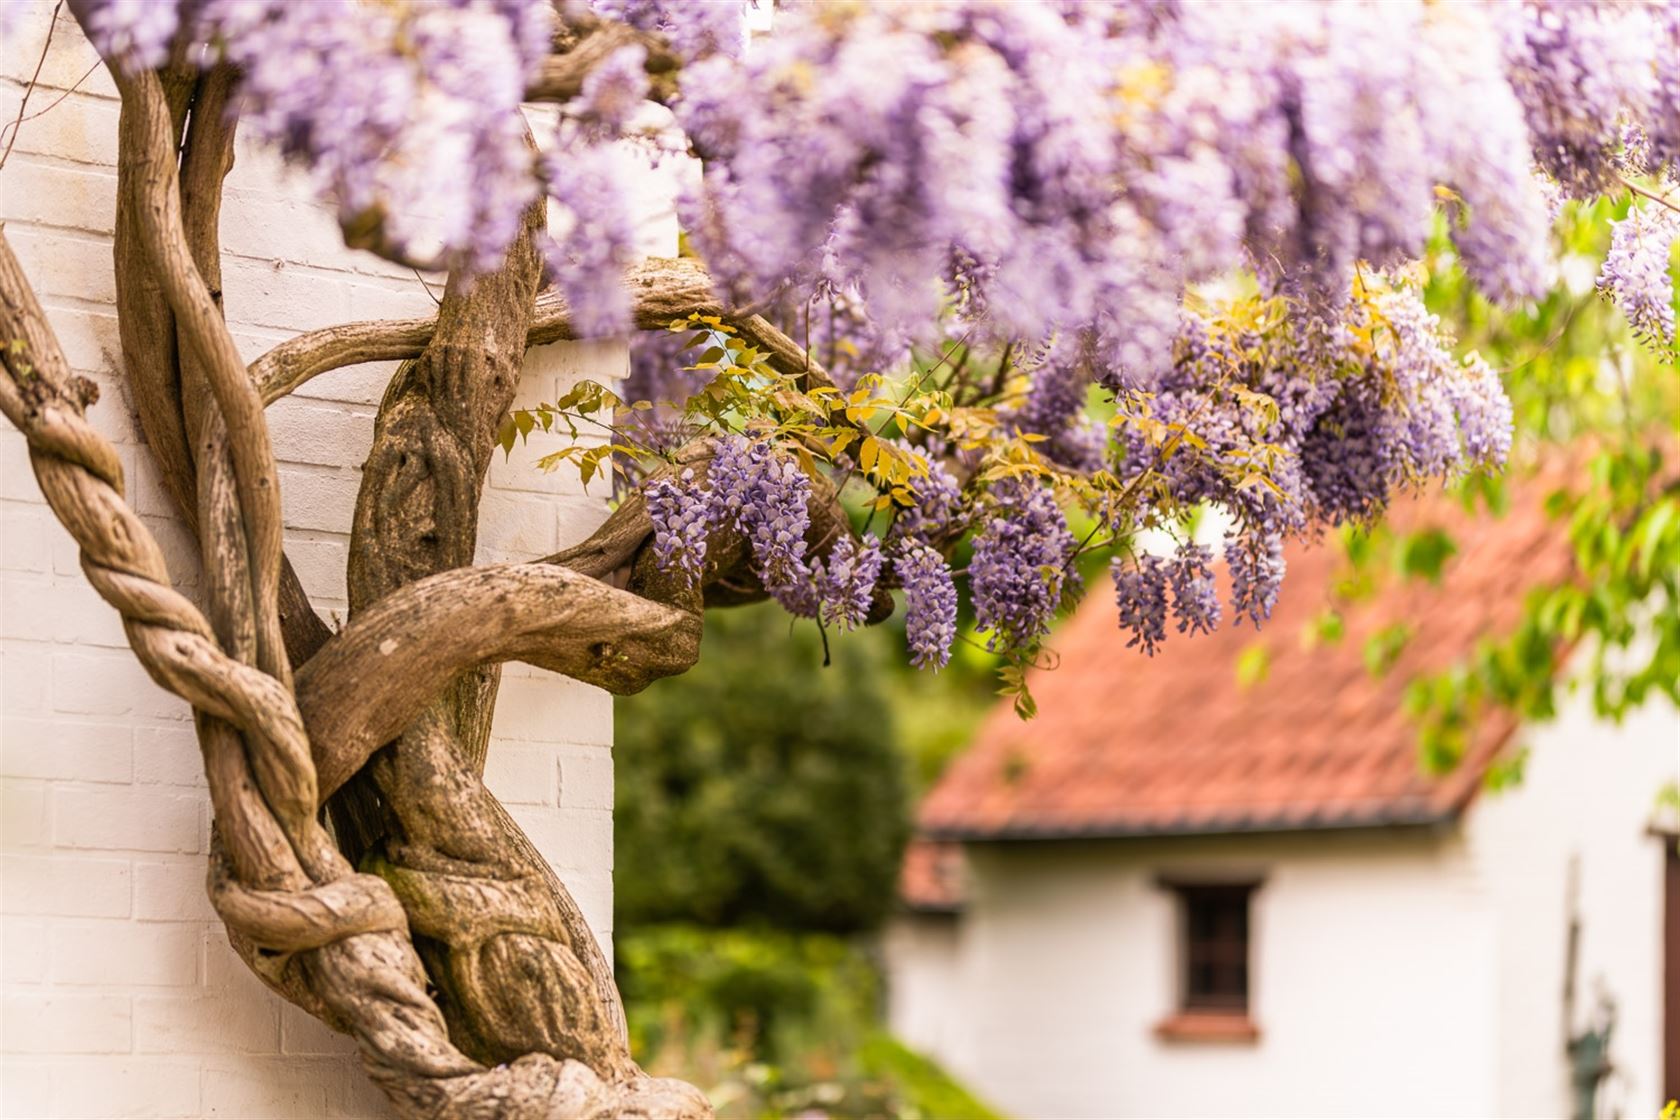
top-left (1154, 1011), bottom-right (1261, 1044)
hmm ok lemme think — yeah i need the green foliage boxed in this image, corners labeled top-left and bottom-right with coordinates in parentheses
top-left (619, 925), bottom-right (1004, 1120)
top-left (615, 602), bottom-right (912, 933)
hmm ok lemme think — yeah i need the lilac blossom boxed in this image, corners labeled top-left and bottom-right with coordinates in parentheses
top-left (1003, 353), bottom-right (1105, 473)
top-left (590, 0), bottom-right (746, 61)
top-left (543, 144), bottom-right (638, 337)
top-left (1500, 0), bottom-right (1658, 198)
top-left (575, 44), bottom-right (650, 139)
top-left (82, 0), bottom-right (179, 71)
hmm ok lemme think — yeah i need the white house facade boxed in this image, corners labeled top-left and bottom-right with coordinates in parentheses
top-left (889, 476), bottom-right (1680, 1119)
top-left (1, 4), bottom-right (671, 1115)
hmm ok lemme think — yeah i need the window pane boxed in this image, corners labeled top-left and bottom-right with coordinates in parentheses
top-left (1179, 884), bottom-right (1253, 1013)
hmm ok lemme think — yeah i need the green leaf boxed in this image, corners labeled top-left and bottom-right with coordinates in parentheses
top-left (1396, 527), bottom-right (1457, 583)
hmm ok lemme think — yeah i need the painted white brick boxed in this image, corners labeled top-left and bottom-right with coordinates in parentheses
top-left (343, 276), bottom-right (438, 323)
top-left (326, 1060), bottom-right (401, 1119)
top-left (1, 994), bottom-right (131, 1054)
top-left (36, 304), bottom-right (123, 381)
top-left (133, 725), bottom-right (206, 788)
top-left (473, 491), bottom-right (560, 563)
top-left (51, 650), bottom-right (190, 721)
top-left (0, 505), bottom-right (53, 572)
top-left (2, 921), bottom-right (50, 984)
top-left (5, 227), bottom-right (118, 306)
top-left (51, 1058), bottom-right (204, 1119)
top-left (134, 993), bottom-right (280, 1056)
top-left (2, 574), bottom-right (129, 648)
top-left (133, 860), bottom-right (215, 924)
top-left (278, 1003), bottom-right (352, 1058)
top-left (203, 1059), bottom-right (328, 1118)
top-left (0, 5), bottom-right (117, 97)
top-left (278, 470), bottom-right (364, 536)
top-left (1, 780), bottom-right (51, 849)
top-left (3, 89), bottom-right (123, 169)
top-left (52, 921), bottom-right (200, 987)
top-left (53, 788), bottom-right (201, 854)
top-left (492, 672), bottom-right (613, 743)
top-left (509, 808), bottom-right (613, 875)
top-left (0, 1059), bottom-right (55, 1116)
top-left (1, 717), bottom-right (134, 784)
top-left (267, 400), bottom-right (376, 469)
top-left (0, 854), bottom-right (131, 918)
top-left (221, 258), bottom-right (353, 334)
top-left (0, 641), bottom-right (50, 715)
top-left (282, 536), bottom-right (350, 606)
top-left (483, 743), bottom-right (559, 806)
top-left (2, 159), bottom-right (119, 236)
top-left (557, 746), bottom-right (615, 812)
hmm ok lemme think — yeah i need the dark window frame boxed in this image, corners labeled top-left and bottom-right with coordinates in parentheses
top-left (1158, 875), bottom-right (1263, 1018)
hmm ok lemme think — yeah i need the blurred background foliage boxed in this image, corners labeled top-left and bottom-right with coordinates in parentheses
top-left (614, 601), bottom-right (999, 1116)
top-left (612, 199), bottom-right (1679, 1119)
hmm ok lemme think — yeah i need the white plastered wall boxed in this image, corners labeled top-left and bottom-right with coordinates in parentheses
top-left (0, 3), bottom-right (669, 1115)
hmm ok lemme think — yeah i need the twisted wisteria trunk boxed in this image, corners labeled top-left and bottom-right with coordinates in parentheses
top-left (0, 42), bottom-right (853, 1119)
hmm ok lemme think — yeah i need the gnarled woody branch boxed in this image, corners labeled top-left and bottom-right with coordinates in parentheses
top-left (298, 562), bottom-right (701, 801)
top-left (2, 219), bottom-right (709, 1120)
top-left (251, 256), bottom-right (836, 404)
top-left (116, 65), bottom-right (290, 686)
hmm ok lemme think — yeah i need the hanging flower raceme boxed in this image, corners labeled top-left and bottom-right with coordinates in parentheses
top-left (1227, 530), bottom-right (1286, 629)
top-left (645, 469), bottom-right (709, 588)
top-left (1113, 554), bottom-right (1170, 658)
top-left (1599, 204), bottom-right (1680, 348)
top-left (815, 534), bottom-right (885, 632)
top-left (969, 483), bottom-right (1079, 656)
top-left (894, 540), bottom-right (958, 672)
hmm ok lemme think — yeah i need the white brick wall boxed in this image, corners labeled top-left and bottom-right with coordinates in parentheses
top-left (1, 5), bottom-right (645, 1115)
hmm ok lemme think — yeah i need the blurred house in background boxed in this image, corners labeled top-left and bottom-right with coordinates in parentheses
top-left (886, 487), bottom-right (1680, 1119)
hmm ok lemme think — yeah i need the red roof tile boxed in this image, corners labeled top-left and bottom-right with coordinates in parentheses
top-left (919, 476), bottom-right (1576, 842)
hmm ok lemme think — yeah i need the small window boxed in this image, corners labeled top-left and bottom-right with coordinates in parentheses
top-left (1178, 884), bottom-right (1253, 1012)
top-left (1154, 876), bottom-right (1263, 1042)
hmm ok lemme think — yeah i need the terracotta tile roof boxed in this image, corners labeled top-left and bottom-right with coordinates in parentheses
top-left (919, 475), bottom-right (1577, 843)
top-left (899, 839), bottom-right (967, 912)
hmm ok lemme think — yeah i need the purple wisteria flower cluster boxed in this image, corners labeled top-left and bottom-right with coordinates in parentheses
top-left (644, 437), bottom-right (965, 666)
top-left (1112, 540), bottom-right (1231, 657)
top-left (969, 483), bottom-right (1080, 654)
top-left (1227, 531), bottom-right (1286, 630)
top-left (814, 534), bottom-right (884, 633)
top-left (74, 0), bottom-right (1680, 352)
top-left (1598, 205), bottom-right (1680, 348)
top-left (894, 540), bottom-right (959, 672)
top-left (1128, 281), bottom-right (1512, 541)
top-left (644, 468), bottom-right (709, 587)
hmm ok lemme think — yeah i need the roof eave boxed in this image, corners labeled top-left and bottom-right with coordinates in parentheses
top-left (920, 802), bottom-right (1463, 844)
